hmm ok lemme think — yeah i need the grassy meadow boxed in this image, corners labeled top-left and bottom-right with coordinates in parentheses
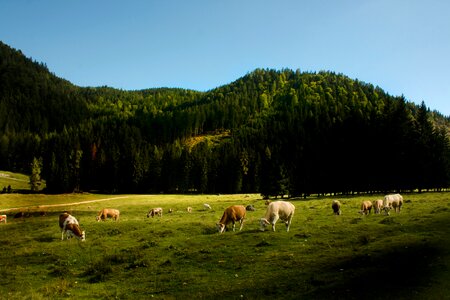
top-left (0, 192), bottom-right (450, 299)
top-left (0, 171), bottom-right (35, 192)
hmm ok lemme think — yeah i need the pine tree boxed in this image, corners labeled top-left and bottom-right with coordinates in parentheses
top-left (29, 157), bottom-right (43, 192)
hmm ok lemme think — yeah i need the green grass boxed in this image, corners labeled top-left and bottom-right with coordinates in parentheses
top-left (0, 193), bottom-right (449, 299)
top-left (0, 171), bottom-right (36, 192)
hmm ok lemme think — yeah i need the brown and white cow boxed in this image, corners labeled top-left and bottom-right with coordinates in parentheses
top-left (0, 214), bottom-right (6, 223)
top-left (96, 208), bottom-right (120, 222)
top-left (147, 207), bottom-right (163, 218)
top-left (331, 200), bottom-right (342, 215)
top-left (59, 213), bottom-right (85, 241)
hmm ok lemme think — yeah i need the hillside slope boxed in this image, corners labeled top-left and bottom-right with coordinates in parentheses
top-left (0, 41), bottom-right (449, 195)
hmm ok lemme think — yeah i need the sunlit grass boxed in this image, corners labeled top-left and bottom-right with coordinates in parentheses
top-left (0, 192), bottom-right (449, 299)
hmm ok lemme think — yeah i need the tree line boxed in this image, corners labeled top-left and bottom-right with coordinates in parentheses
top-left (1, 41), bottom-right (450, 196)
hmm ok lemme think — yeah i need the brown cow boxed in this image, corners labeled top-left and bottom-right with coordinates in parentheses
top-left (96, 208), bottom-right (120, 222)
top-left (216, 205), bottom-right (246, 233)
top-left (359, 201), bottom-right (373, 215)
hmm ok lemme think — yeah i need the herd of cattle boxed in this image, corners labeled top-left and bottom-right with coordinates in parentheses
top-left (331, 193), bottom-right (404, 216)
top-left (3, 193), bottom-right (405, 242)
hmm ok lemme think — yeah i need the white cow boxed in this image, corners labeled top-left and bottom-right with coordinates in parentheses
top-left (260, 201), bottom-right (295, 232)
top-left (383, 194), bottom-right (403, 215)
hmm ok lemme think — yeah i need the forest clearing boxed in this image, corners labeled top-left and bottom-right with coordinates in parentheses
top-left (1, 192), bottom-right (449, 299)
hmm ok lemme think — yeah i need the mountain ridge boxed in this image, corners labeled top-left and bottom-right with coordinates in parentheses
top-left (1, 41), bottom-right (449, 195)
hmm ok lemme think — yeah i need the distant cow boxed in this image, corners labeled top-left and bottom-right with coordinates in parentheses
top-left (359, 201), bottom-right (373, 215)
top-left (373, 199), bottom-right (384, 214)
top-left (96, 208), bottom-right (120, 222)
top-left (0, 214), bottom-right (6, 223)
top-left (59, 213), bottom-right (85, 241)
top-left (147, 207), bottom-right (163, 218)
top-left (383, 194), bottom-right (403, 215)
top-left (331, 200), bottom-right (341, 215)
top-left (260, 201), bottom-right (295, 232)
top-left (216, 205), bottom-right (246, 233)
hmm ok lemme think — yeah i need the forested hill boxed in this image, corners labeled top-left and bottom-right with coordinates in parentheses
top-left (1, 41), bottom-right (450, 195)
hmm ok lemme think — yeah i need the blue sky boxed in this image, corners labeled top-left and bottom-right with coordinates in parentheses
top-left (1, 0), bottom-right (449, 115)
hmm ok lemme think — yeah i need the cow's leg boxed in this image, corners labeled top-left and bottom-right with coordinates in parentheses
top-left (238, 218), bottom-right (244, 231)
top-left (286, 214), bottom-right (293, 232)
top-left (271, 215), bottom-right (279, 231)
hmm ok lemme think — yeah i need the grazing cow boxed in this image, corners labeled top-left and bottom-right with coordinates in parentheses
top-left (383, 194), bottom-right (403, 215)
top-left (331, 200), bottom-right (342, 215)
top-left (216, 205), bottom-right (246, 233)
top-left (187, 207), bottom-right (193, 213)
top-left (96, 208), bottom-right (120, 222)
top-left (147, 207), bottom-right (163, 218)
top-left (59, 213), bottom-right (85, 241)
top-left (204, 203), bottom-right (212, 210)
top-left (0, 214), bottom-right (6, 223)
top-left (373, 199), bottom-right (384, 214)
top-left (359, 201), bottom-right (373, 215)
top-left (260, 201), bottom-right (295, 232)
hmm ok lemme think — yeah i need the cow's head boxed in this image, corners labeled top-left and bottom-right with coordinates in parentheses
top-left (383, 206), bottom-right (391, 216)
top-left (259, 218), bottom-right (270, 231)
top-left (216, 223), bottom-right (226, 233)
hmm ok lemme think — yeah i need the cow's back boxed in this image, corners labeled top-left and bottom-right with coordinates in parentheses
top-left (270, 201), bottom-right (295, 219)
top-left (59, 213), bottom-right (70, 229)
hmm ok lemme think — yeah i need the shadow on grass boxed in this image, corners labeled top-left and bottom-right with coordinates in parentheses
top-left (303, 242), bottom-right (443, 299)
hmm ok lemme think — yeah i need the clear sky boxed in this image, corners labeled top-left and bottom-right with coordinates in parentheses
top-left (1, 0), bottom-right (449, 115)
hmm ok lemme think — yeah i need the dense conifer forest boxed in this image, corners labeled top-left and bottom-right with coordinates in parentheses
top-left (1, 41), bottom-right (449, 196)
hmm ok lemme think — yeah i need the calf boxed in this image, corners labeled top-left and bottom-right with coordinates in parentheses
top-left (0, 214), bottom-right (6, 223)
top-left (216, 205), bottom-right (246, 233)
top-left (59, 213), bottom-right (85, 241)
top-left (260, 201), bottom-right (295, 232)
